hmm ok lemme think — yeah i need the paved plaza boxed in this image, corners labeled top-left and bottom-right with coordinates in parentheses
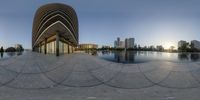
top-left (0, 51), bottom-right (200, 100)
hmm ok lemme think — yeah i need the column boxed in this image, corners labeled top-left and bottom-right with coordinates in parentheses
top-left (39, 43), bottom-right (41, 53)
top-left (68, 44), bottom-right (70, 54)
top-left (44, 38), bottom-right (47, 54)
top-left (56, 32), bottom-right (60, 56)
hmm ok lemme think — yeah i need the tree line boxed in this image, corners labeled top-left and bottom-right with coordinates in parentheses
top-left (0, 46), bottom-right (24, 52)
top-left (178, 42), bottom-right (200, 52)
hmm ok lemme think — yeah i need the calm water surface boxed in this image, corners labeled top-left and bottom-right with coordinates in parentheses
top-left (97, 51), bottom-right (200, 64)
top-left (0, 52), bottom-right (24, 59)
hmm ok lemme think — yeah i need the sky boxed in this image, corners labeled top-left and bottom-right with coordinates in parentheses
top-left (0, 0), bottom-right (200, 49)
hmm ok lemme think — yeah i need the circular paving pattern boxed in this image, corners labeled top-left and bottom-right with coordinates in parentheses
top-left (0, 51), bottom-right (200, 89)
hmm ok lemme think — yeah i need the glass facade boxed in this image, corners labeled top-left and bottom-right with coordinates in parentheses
top-left (64, 43), bottom-right (68, 53)
top-left (37, 40), bottom-right (75, 55)
top-left (69, 45), bottom-right (72, 53)
top-left (41, 45), bottom-right (45, 53)
top-left (59, 41), bottom-right (64, 54)
top-left (47, 41), bottom-right (56, 54)
top-left (32, 4), bottom-right (78, 56)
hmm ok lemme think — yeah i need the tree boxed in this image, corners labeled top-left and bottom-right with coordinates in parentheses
top-left (178, 42), bottom-right (189, 52)
top-left (16, 45), bottom-right (24, 52)
top-left (189, 42), bottom-right (198, 52)
top-left (0, 46), bottom-right (4, 52)
top-left (190, 42), bottom-right (194, 49)
top-left (5, 47), bottom-right (16, 52)
top-left (134, 45), bottom-right (137, 49)
top-left (138, 45), bottom-right (141, 50)
top-left (170, 46), bottom-right (175, 51)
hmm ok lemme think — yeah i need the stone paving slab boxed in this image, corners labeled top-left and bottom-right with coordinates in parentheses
top-left (0, 51), bottom-right (200, 99)
top-left (6, 73), bottom-right (55, 89)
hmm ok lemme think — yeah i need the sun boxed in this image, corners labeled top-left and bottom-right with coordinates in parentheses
top-left (163, 42), bottom-right (175, 49)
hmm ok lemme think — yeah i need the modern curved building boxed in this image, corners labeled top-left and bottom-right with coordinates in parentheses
top-left (32, 3), bottom-right (78, 56)
top-left (79, 44), bottom-right (98, 50)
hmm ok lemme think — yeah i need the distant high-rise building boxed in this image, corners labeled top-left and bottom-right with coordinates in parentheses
top-left (191, 40), bottom-right (200, 50)
top-left (114, 37), bottom-right (124, 48)
top-left (119, 41), bottom-right (125, 48)
top-left (125, 38), bottom-right (135, 49)
top-left (117, 37), bottom-right (120, 42)
top-left (125, 38), bottom-right (128, 49)
top-left (114, 37), bottom-right (134, 49)
top-left (128, 38), bottom-right (135, 49)
top-left (114, 37), bottom-right (120, 48)
top-left (114, 41), bottom-right (117, 48)
top-left (102, 45), bottom-right (111, 49)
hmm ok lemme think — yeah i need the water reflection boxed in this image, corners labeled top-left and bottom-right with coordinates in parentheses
top-left (17, 52), bottom-right (23, 56)
top-left (178, 53), bottom-right (200, 62)
top-left (114, 51), bottom-right (135, 63)
top-left (100, 51), bottom-right (144, 63)
top-left (178, 53), bottom-right (189, 61)
top-left (190, 54), bottom-right (200, 61)
top-left (7, 52), bottom-right (16, 57)
top-left (0, 52), bottom-right (3, 58)
top-left (0, 52), bottom-right (24, 59)
top-left (102, 50), bottom-right (110, 55)
top-left (85, 50), bottom-right (97, 55)
top-left (98, 51), bottom-right (200, 63)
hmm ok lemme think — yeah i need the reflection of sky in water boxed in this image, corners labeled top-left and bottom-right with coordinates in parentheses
top-left (0, 52), bottom-right (24, 59)
top-left (98, 51), bottom-right (200, 64)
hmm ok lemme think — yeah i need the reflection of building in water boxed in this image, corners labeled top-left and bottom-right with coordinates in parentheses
top-left (178, 53), bottom-right (189, 60)
top-left (101, 50), bottom-right (111, 55)
top-left (191, 40), bottom-right (200, 50)
top-left (79, 44), bottom-right (98, 50)
top-left (178, 53), bottom-right (200, 62)
top-left (114, 51), bottom-right (135, 63)
top-left (125, 51), bottom-right (135, 63)
top-left (190, 54), bottom-right (200, 61)
top-left (114, 51), bottom-right (122, 62)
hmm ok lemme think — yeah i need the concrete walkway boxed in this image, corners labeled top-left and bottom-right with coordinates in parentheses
top-left (0, 51), bottom-right (200, 100)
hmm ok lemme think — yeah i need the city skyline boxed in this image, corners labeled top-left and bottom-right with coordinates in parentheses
top-left (1, 0), bottom-right (200, 49)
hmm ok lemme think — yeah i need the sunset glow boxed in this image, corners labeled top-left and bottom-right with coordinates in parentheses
top-left (163, 42), bottom-right (176, 50)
